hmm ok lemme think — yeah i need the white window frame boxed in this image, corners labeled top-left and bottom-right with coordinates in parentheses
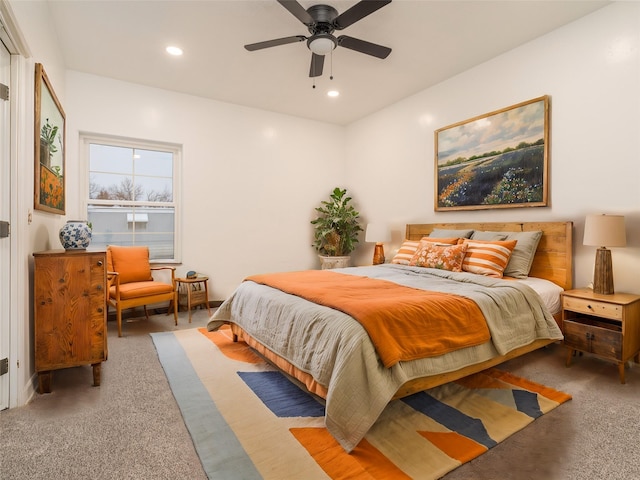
top-left (80, 132), bottom-right (182, 263)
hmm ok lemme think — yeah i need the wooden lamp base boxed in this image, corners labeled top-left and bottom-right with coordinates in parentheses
top-left (593, 247), bottom-right (614, 295)
top-left (372, 243), bottom-right (385, 265)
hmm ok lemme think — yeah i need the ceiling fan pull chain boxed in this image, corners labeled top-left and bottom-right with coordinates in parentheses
top-left (330, 49), bottom-right (334, 80)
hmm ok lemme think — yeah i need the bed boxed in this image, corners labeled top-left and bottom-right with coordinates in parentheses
top-left (208, 221), bottom-right (573, 452)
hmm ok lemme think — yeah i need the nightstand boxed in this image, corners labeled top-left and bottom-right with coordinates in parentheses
top-left (562, 288), bottom-right (640, 383)
top-left (169, 276), bottom-right (212, 323)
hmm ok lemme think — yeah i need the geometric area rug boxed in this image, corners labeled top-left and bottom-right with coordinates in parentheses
top-left (151, 327), bottom-right (571, 480)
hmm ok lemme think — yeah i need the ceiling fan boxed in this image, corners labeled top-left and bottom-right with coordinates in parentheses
top-left (244, 0), bottom-right (392, 78)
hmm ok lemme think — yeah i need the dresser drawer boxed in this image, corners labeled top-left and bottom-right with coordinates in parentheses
top-left (564, 318), bottom-right (622, 360)
top-left (563, 296), bottom-right (623, 320)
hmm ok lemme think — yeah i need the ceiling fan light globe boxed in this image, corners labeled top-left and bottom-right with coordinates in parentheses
top-left (308, 36), bottom-right (336, 55)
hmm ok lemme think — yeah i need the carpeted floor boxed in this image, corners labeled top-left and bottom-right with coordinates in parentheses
top-left (2, 309), bottom-right (211, 480)
top-left (2, 307), bottom-right (640, 479)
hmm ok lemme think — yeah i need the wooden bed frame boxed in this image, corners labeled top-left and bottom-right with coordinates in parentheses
top-left (392, 221), bottom-right (573, 398)
top-left (233, 221), bottom-right (573, 401)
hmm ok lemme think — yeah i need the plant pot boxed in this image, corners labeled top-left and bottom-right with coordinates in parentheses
top-left (318, 255), bottom-right (351, 270)
top-left (59, 221), bottom-right (92, 250)
top-left (40, 138), bottom-right (51, 169)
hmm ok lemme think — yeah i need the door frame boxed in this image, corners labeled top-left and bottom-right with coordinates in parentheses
top-left (0, 22), bottom-right (10, 411)
top-left (1, 0), bottom-right (31, 409)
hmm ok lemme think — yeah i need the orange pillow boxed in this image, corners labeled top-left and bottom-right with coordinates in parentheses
top-left (391, 237), bottom-right (460, 265)
top-left (422, 237), bottom-right (461, 245)
top-left (409, 241), bottom-right (468, 272)
top-left (108, 246), bottom-right (153, 284)
top-left (461, 239), bottom-right (517, 278)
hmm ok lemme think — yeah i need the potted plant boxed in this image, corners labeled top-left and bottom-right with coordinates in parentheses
top-left (40, 118), bottom-right (60, 170)
top-left (311, 187), bottom-right (363, 269)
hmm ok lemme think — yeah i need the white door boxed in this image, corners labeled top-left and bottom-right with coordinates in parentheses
top-left (0, 33), bottom-right (11, 410)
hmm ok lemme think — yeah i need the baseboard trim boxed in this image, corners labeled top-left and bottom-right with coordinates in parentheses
top-left (106, 300), bottom-right (223, 322)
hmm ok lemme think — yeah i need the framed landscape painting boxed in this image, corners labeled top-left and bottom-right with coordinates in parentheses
top-left (435, 95), bottom-right (549, 211)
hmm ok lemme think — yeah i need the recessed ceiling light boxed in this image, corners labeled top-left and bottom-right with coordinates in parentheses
top-left (327, 90), bottom-right (339, 97)
top-left (166, 46), bottom-right (183, 56)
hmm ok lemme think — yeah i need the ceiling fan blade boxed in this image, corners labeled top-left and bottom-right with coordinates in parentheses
top-left (309, 53), bottom-right (325, 77)
top-left (245, 35), bottom-right (306, 51)
top-left (337, 35), bottom-right (391, 59)
top-left (334, 0), bottom-right (391, 30)
top-left (277, 0), bottom-right (314, 26)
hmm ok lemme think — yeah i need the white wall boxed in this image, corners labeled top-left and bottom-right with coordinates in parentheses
top-left (8, 0), bottom-right (68, 407)
top-left (346, 2), bottom-right (640, 294)
top-left (65, 72), bottom-right (346, 298)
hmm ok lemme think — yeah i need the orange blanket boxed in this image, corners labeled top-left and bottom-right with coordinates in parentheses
top-left (245, 270), bottom-right (490, 368)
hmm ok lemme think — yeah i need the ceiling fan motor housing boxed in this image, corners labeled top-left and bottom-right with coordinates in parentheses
top-left (306, 4), bottom-right (339, 34)
top-left (306, 4), bottom-right (339, 54)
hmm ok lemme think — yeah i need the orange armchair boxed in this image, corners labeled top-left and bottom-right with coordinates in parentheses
top-left (106, 245), bottom-right (178, 337)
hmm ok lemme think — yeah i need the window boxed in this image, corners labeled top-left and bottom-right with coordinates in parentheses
top-left (82, 134), bottom-right (181, 262)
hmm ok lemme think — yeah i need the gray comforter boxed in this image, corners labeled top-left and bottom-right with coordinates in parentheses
top-left (207, 264), bottom-right (563, 452)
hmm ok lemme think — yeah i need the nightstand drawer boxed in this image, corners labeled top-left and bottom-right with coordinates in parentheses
top-left (564, 318), bottom-right (622, 360)
top-left (563, 296), bottom-right (623, 320)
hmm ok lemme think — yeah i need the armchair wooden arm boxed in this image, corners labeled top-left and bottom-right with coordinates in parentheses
top-left (151, 265), bottom-right (177, 287)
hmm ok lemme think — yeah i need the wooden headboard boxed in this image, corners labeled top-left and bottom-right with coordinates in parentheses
top-left (405, 221), bottom-right (573, 290)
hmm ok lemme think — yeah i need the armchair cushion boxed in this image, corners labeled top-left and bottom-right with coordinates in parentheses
top-left (107, 246), bottom-right (153, 284)
top-left (110, 281), bottom-right (174, 300)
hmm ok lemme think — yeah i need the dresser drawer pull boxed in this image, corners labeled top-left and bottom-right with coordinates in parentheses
top-left (97, 307), bottom-right (103, 313)
top-left (97, 260), bottom-right (103, 266)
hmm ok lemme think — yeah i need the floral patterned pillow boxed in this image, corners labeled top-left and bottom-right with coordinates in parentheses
top-left (390, 237), bottom-right (461, 265)
top-left (409, 241), bottom-right (468, 271)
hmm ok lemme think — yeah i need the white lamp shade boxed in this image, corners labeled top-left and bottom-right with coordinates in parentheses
top-left (583, 214), bottom-right (626, 247)
top-left (308, 36), bottom-right (335, 55)
top-left (365, 223), bottom-right (391, 243)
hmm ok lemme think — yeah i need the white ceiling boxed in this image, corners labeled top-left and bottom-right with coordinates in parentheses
top-left (46, 0), bottom-right (609, 125)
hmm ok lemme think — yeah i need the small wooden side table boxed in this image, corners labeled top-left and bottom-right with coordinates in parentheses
top-left (171, 276), bottom-right (212, 323)
top-left (562, 288), bottom-right (640, 383)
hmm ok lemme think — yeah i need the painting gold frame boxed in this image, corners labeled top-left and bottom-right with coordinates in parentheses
top-left (435, 95), bottom-right (549, 212)
top-left (34, 63), bottom-right (66, 214)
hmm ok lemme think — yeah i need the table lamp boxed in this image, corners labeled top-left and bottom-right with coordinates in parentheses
top-left (365, 223), bottom-right (391, 265)
top-left (583, 214), bottom-right (626, 295)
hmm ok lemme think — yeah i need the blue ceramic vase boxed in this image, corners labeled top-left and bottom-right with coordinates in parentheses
top-left (59, 220), bottom-right (92, 250)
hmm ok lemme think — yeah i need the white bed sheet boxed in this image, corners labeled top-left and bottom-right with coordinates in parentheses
top-left (515, 276), bottom-right (564, 314)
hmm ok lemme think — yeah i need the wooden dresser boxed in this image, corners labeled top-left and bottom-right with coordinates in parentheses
top-left (33, 249), bottom-right (108, 393)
